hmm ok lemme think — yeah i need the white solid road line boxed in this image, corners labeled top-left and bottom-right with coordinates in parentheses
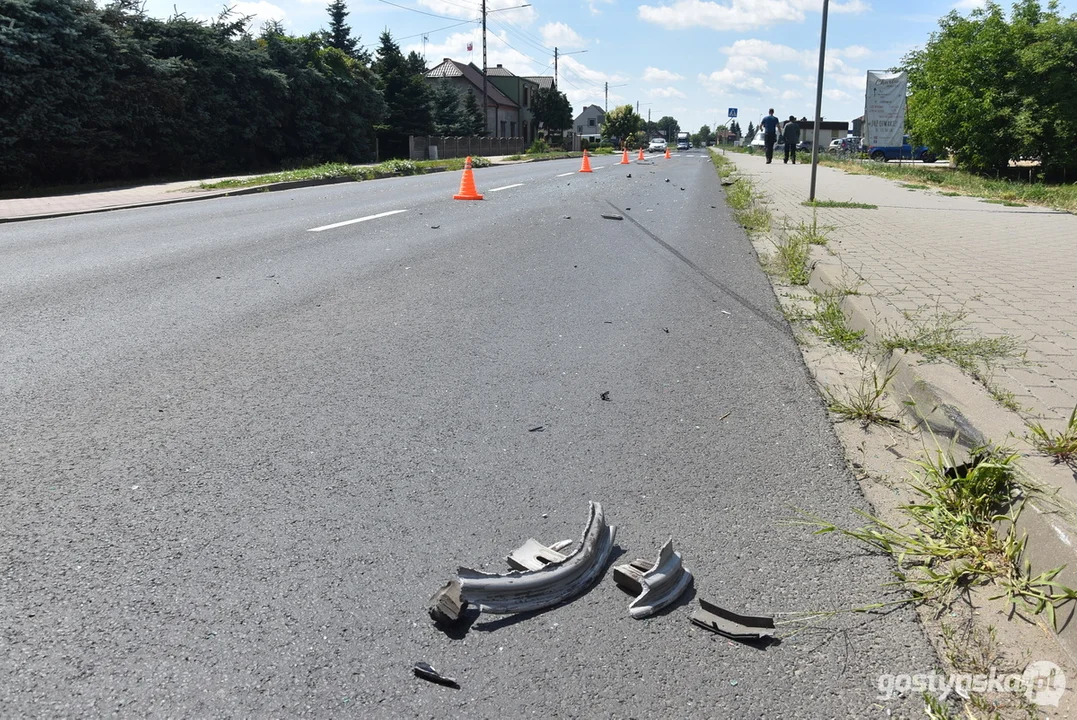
top-left (488, 183), bottom-right (524, 192)
top-left (556, 171), bottom-right (574, 177)
top-left (308, 209), bottom-right (407, 232)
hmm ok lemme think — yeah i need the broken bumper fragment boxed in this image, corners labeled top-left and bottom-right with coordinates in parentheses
top-left (456, 502), bottom-right (617, 615)
top-left (613, 539), bottom-right (693, 619)
top-left (690, 598), bottom-right (775, 640)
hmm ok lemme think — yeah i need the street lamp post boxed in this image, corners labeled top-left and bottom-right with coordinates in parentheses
top-left (553, 47), bottom-right (587, 89)
top-left (808, 0), bottom-right (831, 201)
top-left (605, 82), bottom-right (627, 113)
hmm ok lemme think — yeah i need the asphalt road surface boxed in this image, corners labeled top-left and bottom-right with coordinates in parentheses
top-left (1, 153), bottom-right (936, 717)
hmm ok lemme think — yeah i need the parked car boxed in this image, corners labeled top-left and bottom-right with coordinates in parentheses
top-left (867, 135), bottom-right (937, 163)
top-left (648, 138), bottom-right (667, 152)
top-left (796, 140), bottom-right (816, 153)
top-left (826, 137), bottom-right (863, 154)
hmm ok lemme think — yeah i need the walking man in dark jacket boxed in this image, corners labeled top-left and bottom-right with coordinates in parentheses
top-left (782, 116), bottom-right (800, 164)
top-left (760, 109), bottom-right (780, 164)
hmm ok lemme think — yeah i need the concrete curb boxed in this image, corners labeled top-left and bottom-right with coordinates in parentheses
top-left (808, 256), bottom-right (1077, 656)
top-left (0, 164), bottom-right (468, 224)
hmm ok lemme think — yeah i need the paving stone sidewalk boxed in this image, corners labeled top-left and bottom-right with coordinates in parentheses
top-left (726, 151), bottom-right (1077, 422)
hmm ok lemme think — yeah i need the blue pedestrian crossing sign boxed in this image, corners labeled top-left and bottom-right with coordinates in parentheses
top-left (728, 108), bottom-right (738, 118)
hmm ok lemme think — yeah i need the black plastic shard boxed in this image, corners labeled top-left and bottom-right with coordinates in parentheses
top-left (691, 599), bottom-right (775, 640)
top-left (413, 662), bottom-right (460, 689)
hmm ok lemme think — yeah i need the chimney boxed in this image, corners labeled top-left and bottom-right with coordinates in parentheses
top-left (497, 64), bottom-right (503, 68)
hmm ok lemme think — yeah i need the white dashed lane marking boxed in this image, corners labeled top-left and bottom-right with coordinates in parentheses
top-left (488, 183), bottom-right (525, 192)
top-left (308, 209), bottom-right (408, 232)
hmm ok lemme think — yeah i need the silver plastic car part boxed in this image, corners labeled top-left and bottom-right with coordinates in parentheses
top-left (506, 538), bottom-right (573, 571)
top-left (457, 502), bottom-right (616, 614)
top-left (624, 539), bottom-right (693, 619)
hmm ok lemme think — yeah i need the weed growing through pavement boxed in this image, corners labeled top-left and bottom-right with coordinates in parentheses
top-left (939, 191), bottom-right (961, 197)
top-left (797, 443), bottom-right (1077, 628)
top-left (786, 211), bottom-right (832, 245)
top-left (1026, 406), bottom-right (1077, 464)
top-left (823, 359), bottom-right (899, 427)
top-left (987, 383), bottom-right (1023, 413)
top-left (811, 294), bottom-right (865, 351)
top-left (981, 199), bottom-right (1028, 208)
top-left (801, 199), bottom-right (879, 209)
top-left (881, 305), bottom-right (1025, 382)
top-left (901, 183), bottom-right (931, 190)
top-left (771, 232), bottom-right (810, 284)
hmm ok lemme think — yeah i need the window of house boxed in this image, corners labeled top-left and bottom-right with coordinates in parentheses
top-left (510, 121), bottom-right (516, 136)
top-left (578, 125), bottom-right (583, 133)
top-left (500, 120), bottom-right (507, 136)
top-left (588, 118), bottom-right (596, 127)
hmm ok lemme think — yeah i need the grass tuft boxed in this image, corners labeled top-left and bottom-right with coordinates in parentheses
top-left (795, 443), bottom-right (1077, 626)
top-left (197, 156), bottom-right (492, 190)
top-left (771, 233), bottom-right (810, 285)
top-left (823, 360), bottom-right (899, 426)
top-left (811, 294), bottom-right (865, 351)
top-left (900, 183), bottom-right (930, 190)
top-left (1026, 406), bottom-right (1077, 464)
top-left (802, 199), bottom-right (878, 209)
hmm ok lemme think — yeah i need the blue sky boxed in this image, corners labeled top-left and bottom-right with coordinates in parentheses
top-left (140, 0), bottom-right (1057, 135)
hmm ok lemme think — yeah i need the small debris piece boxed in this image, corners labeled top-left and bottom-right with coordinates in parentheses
top-left (428, 580), bottom-right (467, 626)
top-left (625, 207), bottom-right (630, 210)
top-left (431, 225), bottom-right (440, 229)
top-left (529, 425), bottom-right (546, 432)
top-left (563, 215), bottom-right (571, 219)
top-left (613, 558), bottom-right (655, 597)
top-left (413, 662), bottom-right (460, 689)
top-left (665, 178), bottom-right (670, 183)
top-left (721, 179), bottom-right (735, 187)
top-left (691, 599), bottom-right (775, 640)
top-left (507, 538), bottom-right (572, 571)
top-left (601, 213), bottom-right (624, 221)
top-left (720, 310), bottom-right (731, 315)
top-left (600, 391), bottom-right (611, 401)
top-left (680, 187), bottom-right (685, 191)
top-left (626, 173), bottom-right (632, 178)
top-left (662, 327), bottom-right (670, 334)
top-left (711, 205), bottom-right (717, 208)
top-left (719, 411), bottom-right (732, 421)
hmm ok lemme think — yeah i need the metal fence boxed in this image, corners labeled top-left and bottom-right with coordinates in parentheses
top-left (409, 135), bottom-right (528, 160)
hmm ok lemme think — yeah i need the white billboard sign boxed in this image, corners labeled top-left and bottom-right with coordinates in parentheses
top-left (864, 71), bottom-right (907, 147)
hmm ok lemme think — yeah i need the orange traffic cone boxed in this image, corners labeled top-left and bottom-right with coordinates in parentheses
top-left (637, 147), bottom-right (645, 161)
top-left (579, 150), bottom-right (593, 173)
top-left (453, 156), bottom-right (484, 200)
top-left (619, 148), bottom-right (630, 165)
top-left (664, 146), bottom-right (671, 159)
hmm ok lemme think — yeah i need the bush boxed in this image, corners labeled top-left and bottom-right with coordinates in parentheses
top-left (580, 139), bottom-right (590, 151)
top-left (527, 139), bottom-right (550, 154)
top-left (599, 139), bottom-right (613, 148)
top-left (376, 159), bottom-right (418, 175)
top-left (470, 156), bottom-right (491, 168)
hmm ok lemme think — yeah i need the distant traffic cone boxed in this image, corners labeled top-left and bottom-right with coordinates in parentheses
top-left (453, 156), bottom-right (484, 200)
top-left (637, 147), bottom-right (645, 161)
top-left (579, 150), bottom-right (593, 173)
top-left (664, 146), bottom-right (671, 159)
top-left (619, 148), bottom-right (630, 165)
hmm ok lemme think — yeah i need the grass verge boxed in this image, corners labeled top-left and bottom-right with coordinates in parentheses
top-left (815, 154), bottom-right (1077, 213)
top-left (198, 157), bottom-right (492, 190)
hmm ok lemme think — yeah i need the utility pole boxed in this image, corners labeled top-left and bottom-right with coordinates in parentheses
top-left (605, 81), bottom-right (607, 112)
top-left (808, 0), bottom-right (831, 201)
top-left (554, 47), bottom-right (558, 88)
top-left (482, 0), bottom-right (488, 135)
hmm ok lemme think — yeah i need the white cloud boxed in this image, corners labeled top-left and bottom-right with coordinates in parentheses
top-left (559, 55), bottom-right (627, 85)
top-left (649, 86), bottom-right (687, 98)
top-left (642, 67), bottom-right (684, 83)
top-left (781, 73), bottom-right (803, 82)
top-left (836, 45), bottom-right (871, 60)
top-left (639, 0), bottom-right (868, 31)
top-left (539, 22), bottom-right (586, 48)
top-left (231, 0), bottom-right (286, 22)
top-left (823, 88), bottom-right (851, 100)
top-left (953, 0), bottom-right (985, 8)
top-left (780, 90), bottom-right (802, 100)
